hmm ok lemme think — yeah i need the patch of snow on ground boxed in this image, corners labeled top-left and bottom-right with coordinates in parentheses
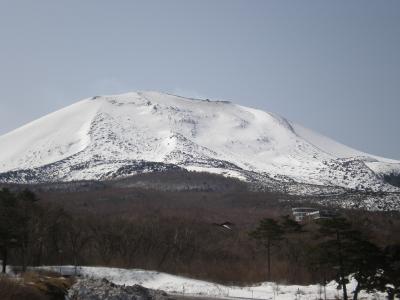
top-left (185, 166), bottom-right (248, 181)
top-left (40, 266), bottom-right (387, 300)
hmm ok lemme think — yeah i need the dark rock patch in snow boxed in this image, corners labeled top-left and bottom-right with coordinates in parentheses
top-left (383, 172), bottom-right (400, 188)
top-left (68, 278), bottom-right (173, 300)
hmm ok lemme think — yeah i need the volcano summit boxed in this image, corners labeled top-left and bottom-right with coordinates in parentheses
top-left (0, 91), bottom-right (399, 197)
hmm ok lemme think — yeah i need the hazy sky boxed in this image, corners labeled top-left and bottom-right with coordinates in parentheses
top-left (0, 1), bottom-right (399, 159)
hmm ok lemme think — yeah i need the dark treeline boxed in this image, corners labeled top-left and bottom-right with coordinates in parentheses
top-left (0, 187), bottom-right (399, 300)
top-left (250, 216), bottom-right (400, 300)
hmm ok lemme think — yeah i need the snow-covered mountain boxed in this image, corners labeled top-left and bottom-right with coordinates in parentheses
top-left (0, 91), bottom-right (399, 195)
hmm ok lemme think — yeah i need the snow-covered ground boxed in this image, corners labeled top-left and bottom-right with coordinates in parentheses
top-left (38, 266), bottom-right (387, 300)
top-left (0, 91), bottom-right (399, 195)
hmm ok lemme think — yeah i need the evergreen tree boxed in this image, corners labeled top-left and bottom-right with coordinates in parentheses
top-left (0, 188), bottom-right (41, 272)
top-left (280, 215), bottom-right (303, 234)
top-left (0, 188), bottom-right (22, 273)
top-left (17, 189), bottom-right (39, 271)
top-left (349, 238), bottom-right (384, 300)
top-left (375, 244), bottom-right (400, 300)
top-left (307, 243), bottom-right (332, 298)
top-left (250, 218), bottom-right (284, 281)
top-left (315, 217), bottom-right (359, 300)
top-left (279, 215), bottom-right (306, 281)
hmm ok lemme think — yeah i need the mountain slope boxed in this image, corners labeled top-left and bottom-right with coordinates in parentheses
top-left (0, 91), bottom-right (399, 194)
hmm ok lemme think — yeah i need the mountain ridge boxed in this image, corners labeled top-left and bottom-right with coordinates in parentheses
top-left (0, 91), bottom-right (399, 197)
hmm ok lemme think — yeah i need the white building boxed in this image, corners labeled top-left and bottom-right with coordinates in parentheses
top-left (292, 207), bottom-right (338, 222)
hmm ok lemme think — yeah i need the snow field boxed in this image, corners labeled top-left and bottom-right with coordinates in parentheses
top-left (40, 266), bottom-right (387, 300)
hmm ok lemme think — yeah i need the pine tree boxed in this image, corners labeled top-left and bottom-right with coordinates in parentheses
top-left (279, 215), bottom-right (305, 281)
top-left (375, 244), bottom-right (400, 300)
top-left (250, 218), bottom-right (284, 281)
top-left (280, 215), bottom-right (303, 234)
top-left (0, 188), bottom-right (22, 273)
top-left (0, 188), bottom-right (40, 273)
top-left (348, 238), bottom-right (383, 300)
top-left (314, 217), bottom-right (359, 300)
top-left (17, 189), bottom-right (39, 271)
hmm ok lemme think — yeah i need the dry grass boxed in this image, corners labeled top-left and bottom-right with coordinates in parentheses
top-left (0, 272), bottom-right (75, 300)
top-left (0, 275), bottom-right (46, 300)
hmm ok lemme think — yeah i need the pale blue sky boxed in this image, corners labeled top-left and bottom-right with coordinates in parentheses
top-left (0, 0), bottom-right (399, 159)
